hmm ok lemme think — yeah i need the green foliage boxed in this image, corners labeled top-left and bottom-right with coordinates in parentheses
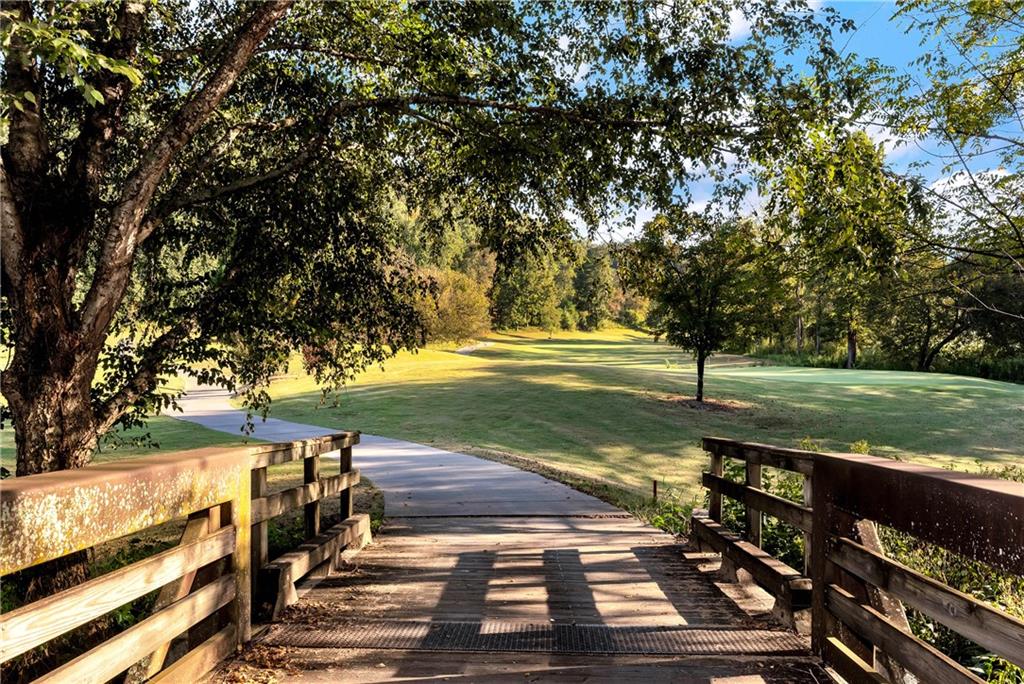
top-left (490, 246), bottom-right (580, 331)
top-left (0, 2), bottom-right (143, 127)
top-left (884, 1), bottom-right (1024, 283)
top-left (416, 269), bottom-right (490, 344)
top-left (573, 249), bottom-right (615, 331)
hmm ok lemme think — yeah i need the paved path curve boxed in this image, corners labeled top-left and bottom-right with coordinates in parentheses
top-left (175, 387), bottom-right (820, 682)
top-left (175, 386), bottom-right (617, 517)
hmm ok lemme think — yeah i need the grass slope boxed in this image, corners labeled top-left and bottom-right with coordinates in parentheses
top-left (262, 328), bottom-right (1024, 502)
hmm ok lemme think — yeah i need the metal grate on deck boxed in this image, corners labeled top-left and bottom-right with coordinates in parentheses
top-left (264, 619), bottom-right (810, 656)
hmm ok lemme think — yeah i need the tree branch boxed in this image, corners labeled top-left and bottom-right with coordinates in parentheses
top-left (66, 0), bottom-right (147, 212)
top-left (79, 0), bottom-right (293, 346)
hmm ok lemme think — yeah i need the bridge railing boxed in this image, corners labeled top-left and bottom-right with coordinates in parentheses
top-left (693, 436), bottom-right (1024, 683)
top-left (0, 432), bottom-right (365, 683)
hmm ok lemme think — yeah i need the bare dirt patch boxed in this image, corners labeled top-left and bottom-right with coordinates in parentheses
top-left (658, 394), bottom-right (752, 413)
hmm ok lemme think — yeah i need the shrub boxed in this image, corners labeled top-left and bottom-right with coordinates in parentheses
top-left (417, 269), bottom-right (490, 343)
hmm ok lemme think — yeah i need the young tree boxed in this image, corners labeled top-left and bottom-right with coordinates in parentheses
top-left (623, 213), bottom-right (758, 402)
top-left (1, 0), bottom-right (846, 477)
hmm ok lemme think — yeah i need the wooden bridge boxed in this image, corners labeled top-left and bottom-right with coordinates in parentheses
top-left (1, 435), bottom-right (1022, 683)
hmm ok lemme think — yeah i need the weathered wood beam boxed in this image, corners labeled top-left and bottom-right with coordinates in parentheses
top-left (251, 470), bottom-right (360, 524)
top-left (33, 575), bottom-right (236, 684)
top-left (830, 536), bottom-right (1024, 669)
top-left (0, 526), bottom-right (233, 663)
top-left (701, 472), bottom-right (813, 533)
top-left (826, 584), bottom-right (984, 684)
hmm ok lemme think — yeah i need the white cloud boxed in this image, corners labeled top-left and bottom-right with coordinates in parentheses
top-left (727, 9), bottom-right (752, 41)
top-left (861, 123), bottom-right (914, 161)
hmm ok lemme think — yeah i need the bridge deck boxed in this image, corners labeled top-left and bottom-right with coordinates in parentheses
top-left (218, 513), bottom-right (824, 682)
top-left (177, 422), bottom-right (825, 682)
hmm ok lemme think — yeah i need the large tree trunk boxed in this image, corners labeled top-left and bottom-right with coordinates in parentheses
top-left (695, 351), bottom-right (707, 402)
top-left (2, 255), bottom-right (102, 475)
top-left (845, 324), bottom-right (857, 369)
top-left (6, 373), bottom-right (98, 475)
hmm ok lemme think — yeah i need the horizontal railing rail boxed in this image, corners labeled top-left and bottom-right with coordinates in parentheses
top-left (0, 431), bottom-right (367, 683)
top-left (694, 436), bottom-right (1024, 683)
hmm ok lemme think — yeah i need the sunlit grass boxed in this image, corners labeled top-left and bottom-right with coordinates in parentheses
top-left (256, 327), bottom-right (1024, 501)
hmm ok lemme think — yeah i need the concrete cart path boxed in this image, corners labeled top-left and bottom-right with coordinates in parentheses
top-left (174, 386), bottom-right (619, 517)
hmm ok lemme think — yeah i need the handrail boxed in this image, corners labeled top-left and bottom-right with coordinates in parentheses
top-left (693, 436), bottom-right (1024, 683)
top-left (0, 431), bottom-right (366, 682)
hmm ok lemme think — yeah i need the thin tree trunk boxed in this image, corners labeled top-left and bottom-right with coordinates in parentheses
top-left (814, 292), bottom-right (822, 356)
top-left (696, 351), bottom-right (707, 402)
top-left (845, 324), bottom-right (857, 369)
top-left (795, 281), bottom-right (803, 355)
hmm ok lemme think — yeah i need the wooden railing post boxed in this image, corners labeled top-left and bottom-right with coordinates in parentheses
top-left (231, 467), bottom-right (252, 645)
top-left (810, 464), bottom-right (829, 656)
top-left (709, 451), bottom-right (723, 522)
top-left (745, 460), bottom-right (762, 547)
top-left (251, 467), bottom-right (268, 575)
top-left (304, 449), bottom-right (320, 538)
top-left (339, 445), bottom-right (354, 519)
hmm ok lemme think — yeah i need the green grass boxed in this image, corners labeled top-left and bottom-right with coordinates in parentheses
top-left (0, 415), bottom-right (246, 473)
top-left (259, 328), bottom-right (1024, 502)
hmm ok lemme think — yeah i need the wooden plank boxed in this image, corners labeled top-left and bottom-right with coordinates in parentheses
top-left (256, 515), bottom-right (369, 621)
top-left (251, 470), bottom-right (360, 524)
top-left (0, 526), bottom-right (234, 663)
top-left (701, 472), bottom-right (813, 532)
top-left (824, 636), bottom-right (887, 684)
top-left (802, 476), bottom-right (813, 574)
top-left (690, 515), bottom-right (810, 604)
top-left (708, 453), bottom-right (723, 522)
top-left (249, 433), bottom-right (359, 469)
top-left (826, 584), bottom-right (984, 684)
top-left (126, 507), bottom-right (221, 682)
top-left (1, 450), bottom-right (247, 575)
top-left (34, 575), bottom-right (236, 684)
top-left (150, 624), bottom-right (236, 683)
top-left (703, 437), bottom-right (816, 476)
top-left (830, 536), bottom-right (1024, 669)
top-left (745, 461), bottom-right (762, 547)
top-left (809, 466), bottom-right (832, 655)
top-left (230, 470), bottom-right (252, 645)
top-left (305, 453), bottom-right (321, 538)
